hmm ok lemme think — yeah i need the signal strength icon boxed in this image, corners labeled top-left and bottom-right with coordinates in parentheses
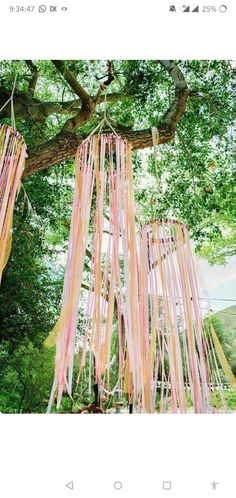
top-left (192, 5), bottom-right (199, 11)
top-left (183, 5), bottom-right (190, 12)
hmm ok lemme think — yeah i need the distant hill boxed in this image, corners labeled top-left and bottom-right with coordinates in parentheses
top-left (213, 305), bottom-right (236, 337)
top-left (213, 305), bottom-right (236, 374)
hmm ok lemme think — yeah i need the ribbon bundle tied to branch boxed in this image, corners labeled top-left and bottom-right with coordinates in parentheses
top-left (0, 125), bottom-right (27, 283)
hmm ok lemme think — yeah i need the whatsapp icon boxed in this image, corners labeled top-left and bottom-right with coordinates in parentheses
top-left (39, 5), bottom-right (47, 12)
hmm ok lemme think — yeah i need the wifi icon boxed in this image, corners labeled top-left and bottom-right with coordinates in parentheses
top-left (183, 5), bottom-right (190, 12)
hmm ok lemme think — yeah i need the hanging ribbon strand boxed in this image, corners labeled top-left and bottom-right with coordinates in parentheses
top-left (210, 324), bottom-right (236, 394)
top-left (45, 136), bottom-right (97, 410)
top-left (46, 134), bottom-right (142, 412)
top-left (0, 125), bottom-right (27, 283)
top-left (138, 219), bottom-right (230, 413)
top-left (46, 135), bottom-right (233, 413)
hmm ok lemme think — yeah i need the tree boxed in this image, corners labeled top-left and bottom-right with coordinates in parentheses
top-left (1, 60), bottom-right (190, 175)
top-left (0, 60), bottom-right (235, 262)
top-left (0, 60), bottom-right (235, 412)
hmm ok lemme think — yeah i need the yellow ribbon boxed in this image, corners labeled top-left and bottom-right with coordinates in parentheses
top-left (211, 325), bottom-right (236, 393)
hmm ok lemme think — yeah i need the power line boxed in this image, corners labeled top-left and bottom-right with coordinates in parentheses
top-left (199, 298), bottom-right (236, 302)
top-left (156, 296), bottom-right (236, 315)
top-left (172, 296), bottom-right (236, 303)
top-left (160, 296), bottom-right (236, 302)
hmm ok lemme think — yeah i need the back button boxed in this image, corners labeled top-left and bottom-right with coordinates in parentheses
top-left (65, 481), bottom-right (74, 490)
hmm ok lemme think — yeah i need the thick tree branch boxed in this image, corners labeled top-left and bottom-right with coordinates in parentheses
top-left (94, 60), bottom-right (115, 104)
top-left (0, 87), bottom-right (128, 121)
top-left (1, 60), bottom-right (190, 176)
top-left (52, 60), bottom-right (91, 103)
top-left (0, 87), bottom-right (81, 121)
top-left (25, 60), bottom-right (39, 96)
top-left (52, 60), bottom-right (117, 135)
top-left (24, 126), bottom-right (173, 177)
top-left (52, 60), bottom-right (95, 133)
top-left (25, 131), bottom-right (81, 176)
top-left (158, 60), bottom-right (190, 130)
top-left (102, 61), bottom-right (115, 88)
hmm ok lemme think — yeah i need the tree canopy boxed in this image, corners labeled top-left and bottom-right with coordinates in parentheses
top-left (0, 60), bottom-right (235, 412)
top-left (1, 60), bottom-right (235, 262)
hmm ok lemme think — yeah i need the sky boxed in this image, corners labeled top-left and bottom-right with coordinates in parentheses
top-left (195, 255), bottom-right (236, 314)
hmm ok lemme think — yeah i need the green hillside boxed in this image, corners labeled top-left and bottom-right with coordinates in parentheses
top-left (214, 305), bottom-right (236, 335)
top-left (212, 305), bottom-right (236, 375)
